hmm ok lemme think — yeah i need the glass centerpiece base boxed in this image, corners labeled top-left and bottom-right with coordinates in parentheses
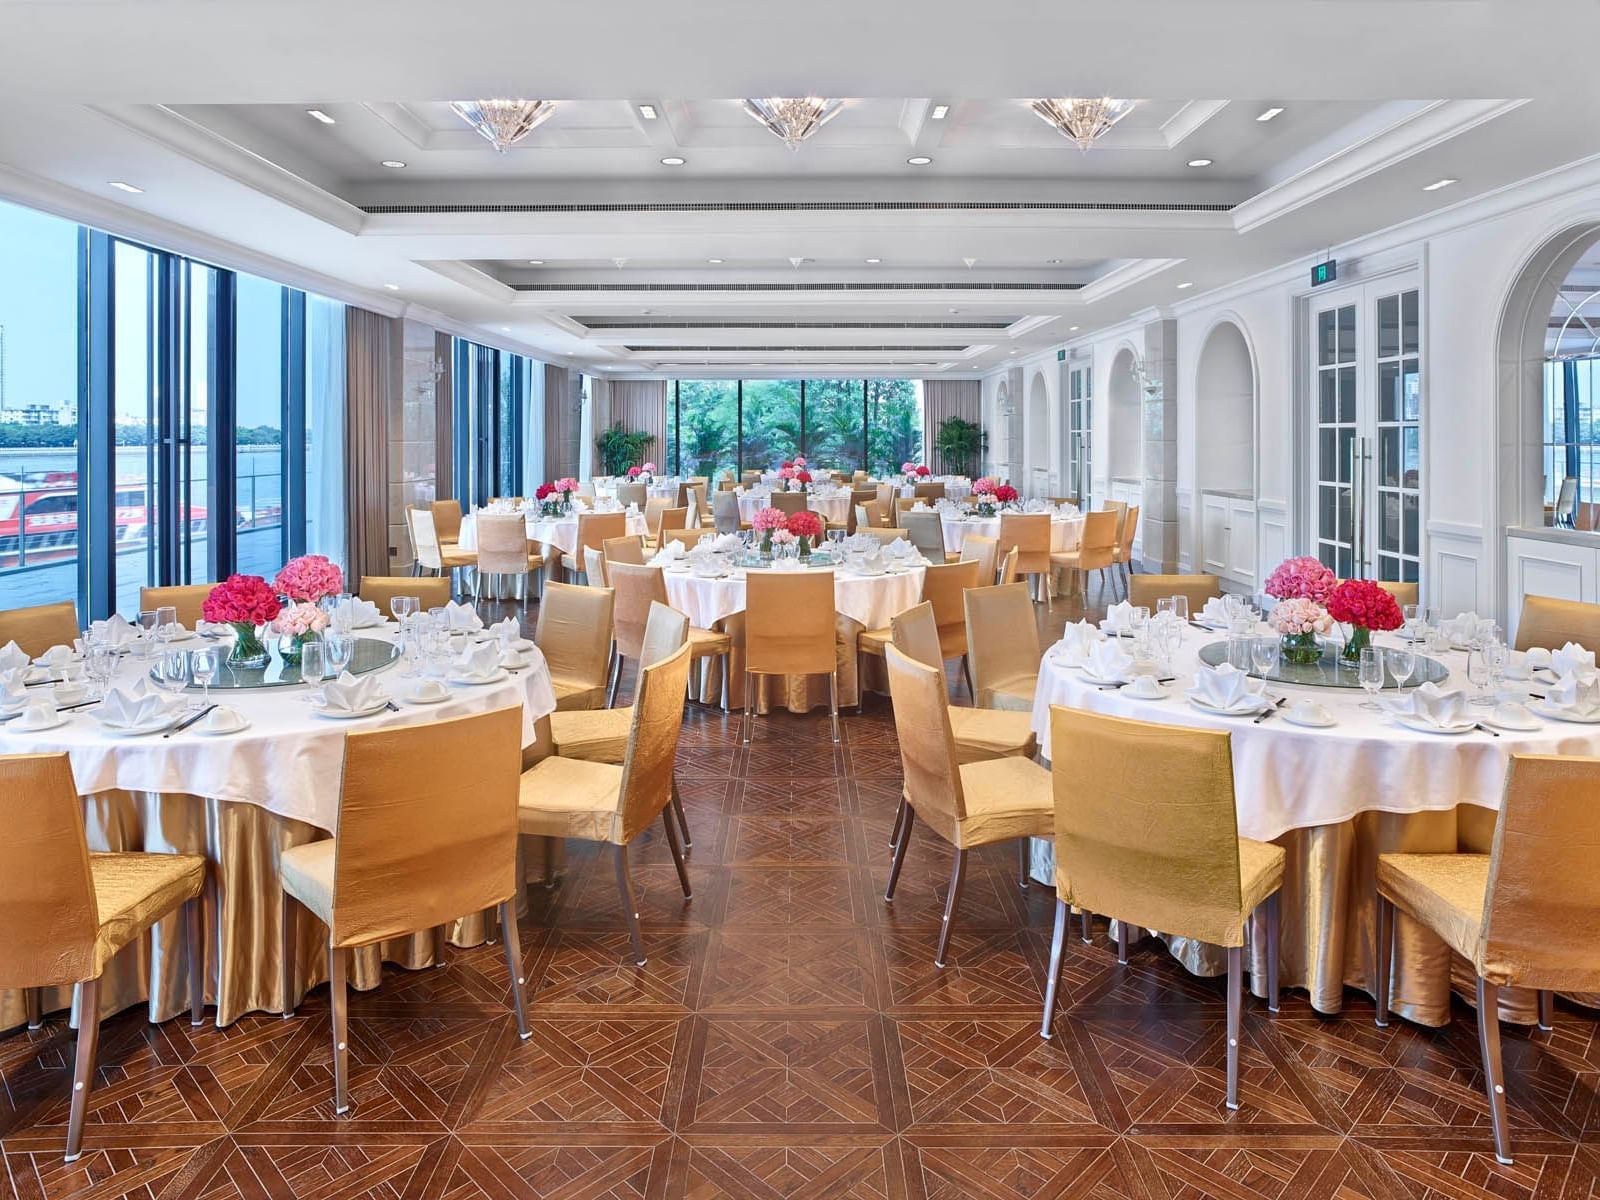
top-left (157, 636), bottom-right (400, 690)
top-left (1197, 639), bottom-right (1448, 689)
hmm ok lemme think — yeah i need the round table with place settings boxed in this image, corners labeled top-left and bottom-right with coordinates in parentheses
top-left (1028, 627), bottom-right (1600, 1026)
top-left (939, 511), bottom-right (1083, 555)
top-left (735, 490), bottom-right (852, 527)
top-left (0, 623), bottom-right (557, 1031)
top-left (457, 509), bottom-right (650, 557)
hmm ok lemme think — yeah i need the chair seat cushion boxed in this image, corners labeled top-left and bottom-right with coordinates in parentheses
top-left (689, 627), bottom-right (732, 657)
top-left (549, 706), bottom-right (632, 764)
top-left (441, 551), bottom-right (476, 570)
top-left (90, 851), bottom-right (207, 970)
top-left (857, 627), bottom-right (892, 656)
top-left (948, 707), bottom-right (1037, 765)
top-left (553, 678), bottom-right (608, 711)
top-left (518, 756), bottom-right (625, 842)
top-left (279, 840), bottom-right (336, 929)
top-left (953, 756), bottom-right (1054, 847)
top-left (1239, 837), bottom-right (1287, 921)
top-left (978, 675), bottom-right (1037, 712)
top-left (1377, 852), bottom-right (1489, 965)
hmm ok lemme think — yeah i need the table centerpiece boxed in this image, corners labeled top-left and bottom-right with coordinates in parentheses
top-left (202, 573), bottom-right (283, 668)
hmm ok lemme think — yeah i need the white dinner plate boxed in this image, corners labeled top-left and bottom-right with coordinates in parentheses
top-left (1282, 711), bottom-right (1337, 728)
top-left (1480, 709), bottom-right (1541, 732)
top-left (101, 714), bottom-right (184, 737)
top-left (1186, 693), bottom-right (1272, 717)
top-left (400, 690), bottom-right (451, 705)
top-left (449, 668), bottom-right (509, 686)
top-left (310, 701), bottom-right (391, 720)
top-left (1393, 713), bottom-right (1478, 735)
top-left (1528, 700), bottom-right (1600, 724)
top-left (1081, 668), bottom-right (1131, 686)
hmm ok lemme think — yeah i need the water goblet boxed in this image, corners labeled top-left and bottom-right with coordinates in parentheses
top-left (1402, 603), bottom-right (1422, 643)
top-left (136, 610), bottom-right (160, 661)
top-left (1386, 645), bottom-right (1417, 694)
top-left (325, 630), bottom-right (354, 676)
top-left (392, 595), bottom-right (419, 624)
top-left (1250, 637), bottom-right (1276, 679)
top-left (300, 639), bottom-right (327, 685)
top-left (1466, 645), bottom-right (1493, 706)
top-left (86, 645), bottom-right (117, 700)
top-left (1171, 595), bottom-right (1190, 624)
top-left (156, 605), bottom-right (179, 646)
top-left (1358, 645), bottom-right (1385, 710)
top-left (157, 648), bottom-right (190, 700)
top-left (190, 646), bottom-right (219, 706)
top-left (1156, 598), bottom-right (1176, 625)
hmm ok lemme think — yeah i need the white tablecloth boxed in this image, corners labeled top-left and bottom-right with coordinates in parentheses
top-left (0, 630), bottom-right (558, 833)
top-left (736, 490), bottom-right (852, 526)
top-left (662, 564), bottom-right (925, 631)
top-left (1029, 632), bottom-right (1600, 843)
top-left (596, 478), bottom-right (680, 502)
top-left (458, 510), bottom-right (650, 557)
top-left (939, 513), bottom-right (1083, 555)
top-left (901, 477), bottom-right (972, 501)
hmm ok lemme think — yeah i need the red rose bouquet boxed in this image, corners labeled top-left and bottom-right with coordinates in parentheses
top-left (994, 483), bottom-right (1019, 504)
top-left (915, 465), bottom-right (931, 478)
top-left (794, 469), bottom-right (813, 486)
top-left (1325, 578), bottom-right (1403, 661)
top-left (627, 465), bottom-right (642, 478)
top-left (785, 509), bottom-right (823, 540)
top-left (203, 573), bottom-right (282, 626)
top-left (534, 482), bottom-right (553, 500)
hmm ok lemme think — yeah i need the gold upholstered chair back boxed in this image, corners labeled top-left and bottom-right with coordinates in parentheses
top-left (615, 643), bottom-right (694, 844)
top-left (1114, 505), bottom-right (1141, 565)
top-left (890, 601), bottom-right (945, 672)
top-left (960, 534), bottom-right (999, 585)
top-left (901, 511), bottom-right (948, 564)
top-left (848, 489), bottom-right (876, 532)
top-left (855, 500), bottom-right (888, 530)
top-left (1073, 510), bottom-right (1120, 572)
top-left (644, 496), bottom-right (675, 540)
top-left (998, 545), bottom-right (1021, 586)
top-left (1050, 706), bottom-right (1250, 947)
top-left (608, 563), bottom-right (669, 662)
top-left (535, 582), bottom-right (615, 708)
top-left (575, 512), bottom-right (626, 557)
top-left (0, 753), bottom-right (100, 988)
top-left (430, 499), bottom-right (463, 546)
top-left (963, 583), bottom-right (1038, 706)
top-left (583, 546), bottom-right (609, 588)
top-left (139, 585), bottom-right (214, 630)
top-left (1514, 594), bottom-right (1600, 652)
top-left (1128, 574), bottom-right (1221, 614)
top-left (614, 481), bottom-right (647, 509)
top-left (658, 506), bottom-right (690, 537)
top-left (913, 481), bottom-right (946, 500)
top-left (885, 645), bottom-right (966, 827)
top-left (1479, 754), bottom-right (1600, 990)
top-left (745, 571), bottom-right (836, 677)
top-left (741, 470), bottom-right (762, 486)
top-left (875, 482), bottom-right (896, 511)
top-left (358, 576), bottom-right (449, 619)
top-left (329, 707), bottom-right (522, 949)
top-left (662, 527), bottom-right (712, 549)
top-left (854, 528), bottom-right (911, 548)
top-left (641, 601), bottom-right (690, 667)
top-left (999, 513), bottom-right (1050, 575)
top-left (922, 559), bottom-right (980, 660)
top-left (770, 491), bottom-right (808, 516)
top-left (476, 512), bottom-right (532, 575)
top-left (1377, 580), bottom-right (1419, 608)
top-left (0, 601), bottom-right (79, 659)
top-left (603, 536), bottom-right (646, 568)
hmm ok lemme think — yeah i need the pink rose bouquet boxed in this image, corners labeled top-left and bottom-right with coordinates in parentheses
top-left (770, 529), bottom-right (796, 545)
top-left (554, 477), bottom-right (579, 495)
top-left (1269, 598), bottom-right (1333, 637)
top-left (901, 460), bottom-right (918, 475)
top-left (777, 465), bottom-right (797, 482)
top-left (752, 507), bottom-right (789, 533)
top-left (642, 461), bottom-right (656, 473)
top-left (1263, 555), bottom-right (1336, 603)
top-left (627, 465), bottom-right (642, 478)
top-left (274, 554), bottom-right (343, 603)
top-left (792, 456), bottom-right (806, 467)
top-left (272, 601), bottom-right (328, 638)
top-left (972, 476), bottom-right (998, 497)
top-left (202, 574), bottom-right (282, 627)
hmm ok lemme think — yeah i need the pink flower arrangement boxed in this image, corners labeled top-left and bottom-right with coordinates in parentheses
top-left (770, 529), bottom-right (796, 545)
top-left (777, 465), bottom-right (797, 482)
top-left (972, 476), bottom-right (998, 496)
top-left (1326, 579), bottom-right (1403, 632)
top-left (642, 461), bottom-right (656, 473)
top-left (627, 465), bottom-right (642, 478)
top-left (272, 601), bottom-right (328, 638)
top-left (785, 509), bottom-right (824, 540)
top-left (780, 460), bottom-right (795, 470)
top-left (202, 574), bottom-right (282, 627)
top-left (792, 456), bottom-right (806, 467)
top-left (901, 461), bottom-right (918, 475)
top-left (274, 554), bottom-right (343, 603)
top-left (751, 507), bottom-right (789, 533)
top-left (1263, 555), bottom-right (1337, 603)
top-left (994, 483), bottom-right (1019, 503)
top-left (554, 477), bottom-right (579, 494)
top-left (1269, 598), bottom-right (1333, 637)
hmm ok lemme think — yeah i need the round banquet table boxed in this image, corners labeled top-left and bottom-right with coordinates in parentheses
top-left (457, 509), bottom-right (650, 557)
top-left (595, 478), bottom-right (680, 502)
top-left (662, 563), bottom-right (924, 712)
top-left (1028, 628), bottom-right (1600, 1026)
top-left (736, 490), bottom-right (852, 527)
top-left (940, 512), bottom-right (1083, 555)
top-left (901, 477), bottom-right (973, 501)
top-left (0, 626), bottom-right (557, 1031)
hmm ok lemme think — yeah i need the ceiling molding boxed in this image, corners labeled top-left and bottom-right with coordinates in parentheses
top-left (1076, 256), bottom-right (1185, 302)
top-left (1160, 100), bottom-right (1229, 148)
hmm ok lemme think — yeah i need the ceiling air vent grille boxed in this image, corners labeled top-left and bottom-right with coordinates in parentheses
top-left (363, 199), bottom-right (1234, 214)
top-left (517, 281), bottom-right (1083, 293)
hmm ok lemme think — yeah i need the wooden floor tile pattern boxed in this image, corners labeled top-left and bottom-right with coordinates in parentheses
top-left (3, 586), bottom-right (1599, 1198)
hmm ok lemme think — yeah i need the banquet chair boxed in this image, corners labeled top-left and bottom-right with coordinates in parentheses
top-left (1128, 573), bottom-right (1221, 614)
top-left (858, 500), bottom-right (891, 530)
top-left (0, 600), bottom-right (81, 660)
top-left (998, 545), bottom-right (1021, 586)
top-left (770, 491), bottom-right (808, 516)
top-left (964, 583), bottom-right (1039, 711)
top-left (1049, 509), bottom-right (1118, 601)
top-left (662, 527), bottom-right (714, 550)
top-left (654, 506), bottom-right (690, 549)
top-left (603, 535), bottom-right (647, 569)
top-left (853, 528), bottom-right (912, 548)
top-left (741, 470), bottom-right (762, 486)
top-left (410, 506), bottom-right (476, 593)
top-left (1513, 594), bottom-right (1600, 652)
top-left (584, 546), bottom-right (610, 588)
top-left (549, 601), bottom-right (694, 850)
top-left (960, 534), bottom-right (1000, 585)
top-left (883, 645), bottom-right (1052, 965)
top-left (743, 570), bottom-right (840, 744)
top-left (902, 511), bottom-right (955, 564)
top-left (473, 512), bottom-right (542, 609)
top-left (892, 497), bottom-right (919, 527)
top-left (686, 480), bottom-right (709, 526)
top-left (856, 560), bottom-right (979, 702)
top-left (430, 499), bottom-right (464, 551)
top-left (643, 496), bottom-right (675, 546)
top-left (718, 478), bottom-right (737, 491)
top-left (358, 575), bottom-right (450, 619)
top-left (1112, 504), bottom-right (1140, 590)
top-left (561, 512), bottom-right (626, 582)
top-left (712, 490), bottom-right (747, 534)
top-left (852, 470), bottom-right (870, 485)
top-left (1042, 707), bottom-right (1284, 1114)
top-left (615, 481), bottom-right (648, 509)
top-left (847, 489), bottom-right (877, 533)
top-left (1376, 581), bottom-right (1420, 608)
top-left (605, 563), bottom-right (732, 709)
top-left (913, 481), bottom-right (946, 500)
top-left (519, 642), bottom-right (694, 966)
top-left (139, 584), bottom-right (214, 629)
top-left (876, 482), bottom-right (896, 511)
top-left (1375, 753), bottom-right (1600, 1164)
top-left (279, 707), bottom-right (530, 1115)
top-left (535, 582), bottom-right (615, 710)
top-left (999, 513), bottom-right (1052, 604)
top-left (0, 753), bottom-right (206, 1162)
top-left (891, 601), bottom-right (1036, 761)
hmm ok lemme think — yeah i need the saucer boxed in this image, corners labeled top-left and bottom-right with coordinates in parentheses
top-left (310, 700), bottom-right (391, 719)
top-left (1393, 712), bottom-right (1477, 735)
top-left (13, 712), bottom-right (68, 732)
top-left (1481, 708), bottom-right (1541, 732)
top-left (1528, 700), bottom-right (1600, 724)
top-left (1123, 684), bottom-right (1169, 701)
top-left (449, 668), bottom-right (509, 686)
top-left (196, 712), bottom-right (250, 736)
top-left (1186, 693), bottom-right (1271, 717)
top-left (1282, 708), bottom-right (1337, 728)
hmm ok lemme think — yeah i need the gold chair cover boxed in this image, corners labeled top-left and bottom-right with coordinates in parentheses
top-left (923, 559), bottom-right (979, 660)
top-left (746, 571), bottom-right (836, 677)
top-left (603, 535), bottom-right (646, 567)
top-left (430, 499), bottom-right (464, 546)
top-left (998, 513), bottom-right (1050, 577)
top-left (770, 491), bottom-right (807, 516)
top-left (963, 584), bottom-right (1039, 710)
top-left (960, 534), bottom-right (999, 585)
top-left (1127, 573), bottom-right (1221, 612)
top-left (358, 575), bottom-right (450, 619)
top-left (0, 601), bottom-right (80, 659)
top-left (138, 585), bottom-right (215, 630)
top-left (535, 582), bottom-right (615, 711)
top-left (1514, 594), bottom-right (1600, 652)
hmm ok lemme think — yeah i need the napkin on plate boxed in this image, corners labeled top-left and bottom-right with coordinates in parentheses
top-left (450, 641), bottom-right (502, 682)
top-left (332, 597), bottom-right (386, 629)
top-left (88, 613), bottom-right (138, 650)
top-left (881, 537), bottom-right (917, 563)
top-left (1085, 639), bottom-right (1135, 682)
top-left (0, 668), bottom-right (30, 709)
top-left (1052, 619), bottom-right (1104, 665)
top-left (95, 682), bottom-right (184, 730)
top-left (0, 641), bottom-right (31, 674)
top-left (1198, 596), bottom-right (1232, 627)
top-left (34, 643), bottom-right (79, 670)
top-left (488, 616), bottom-right (521, 645)
top-left (440, 601), bottom-right (485, 632)
top-left (1439, 611), bottom-right (1482, 645)
top-left (316, 672), bottom-right (389, 713)
top-left (1100, 600), bottom-right (1135, 635)
top-left (1387, 681), bottom-right (1470, 728)
top-left (1547, 669), bottom-right (1600, 716)
top-left (711, 533), bottom-right (743, 554)
top-left (1189, 663), bottom-right (1267, 712)
top-left (654, 539), bottom-right (688, 563)
top-left (840, 533), bottom-right (879, 555)
top-left (1551, 642), bottom-right (1596, 678)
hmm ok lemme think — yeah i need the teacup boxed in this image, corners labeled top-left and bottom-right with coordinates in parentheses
top-left (1289, 699), bottom-right (1332, 725)
top-left (1125, 675), bottom-right (1165, 699)
top-left (403, 678), bottom-right (450, 704)
top-left (197, 706), bottom-right (246, 734)
top-left (15, 699), bottom-right (59, 730)
top-left (52, 681), bottom-right (88, 706)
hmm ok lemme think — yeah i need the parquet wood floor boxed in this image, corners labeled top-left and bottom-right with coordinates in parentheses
top-left (4, 582), bottom-right (1598, 1198)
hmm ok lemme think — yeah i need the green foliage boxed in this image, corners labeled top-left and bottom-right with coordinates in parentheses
top-left (0, 422), bottom-right (284, 449)
top-left (933, 416), bottom-right (985, 477)
top-left (594, 421), bottom-right (656, 476)
top-left (865, 379), bottom-right (922, 475)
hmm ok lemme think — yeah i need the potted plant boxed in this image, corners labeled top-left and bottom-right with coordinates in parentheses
top-left (933, 416), bottom-right (986, 478)
top-left (595, 422), bottom-right (656, 477)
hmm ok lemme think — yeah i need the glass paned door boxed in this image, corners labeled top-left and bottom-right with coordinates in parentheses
top-left (1375, 291), bottom-right (1421, 583)
top-left (1067, 364), bottom-right (1091, 505)
top-left (1313, 303), bottom-right (1358, 577)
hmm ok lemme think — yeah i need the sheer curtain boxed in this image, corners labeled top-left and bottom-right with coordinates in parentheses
top-left (922, 379), bottom-right (981, 472)
top-left (305, 296), bottom-right (346, 568)
top-left (343, 307), bottom-right (397, 580)
top-left (523, 358), bottom-right (545, 490)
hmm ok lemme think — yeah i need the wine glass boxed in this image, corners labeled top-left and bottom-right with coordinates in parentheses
top-left (324, 630), bottom-right (354, 677)
top-left (1485, 639), bottom-right (1509, 699)
top-left (157, 648), bottom-right (190, 700)
top-left (1387, 645), bottom-right (1417, 693)
top-left (1250, 637), bottom-right (1276, 679)
top-left (1402, 603), bottom-right (1422, 643)
top-left (300, 639), bottom-right (327, 685)
top-left (1171, 595), bottom-right (1190, 625)
top-left (136, 610), bottom-right (160, 662)
top-left (86, 645), bottom-right (117, 701)
top-left (1466, 645), bottom-right (1493, 706)
top-left (391, 595), bottom-right (419, 625)
top-left (155, 605), bottom-right (179, 646)
top-left (1358, 645), bottom-right (1385, 710)
top-left (190, 646), bottom-right (219, 706)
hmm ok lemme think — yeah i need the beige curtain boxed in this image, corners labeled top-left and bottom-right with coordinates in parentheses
top-left (435, 330), bottom-right (453, 501)
top-left (922, 379), bottom-right (981, 473)
top-left (344, 308), bottom-right (398, 579)
top-left (543, 365), bottom-right (577, 479)
top-left (608, 380), bottom-right (668, 466)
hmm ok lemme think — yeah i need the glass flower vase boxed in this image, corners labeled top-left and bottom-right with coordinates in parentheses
top-left (228, 622), bottom-right (270, 668)
top-left (1341, 624), bottom-right (1371, 665)
top-left (1278, 631), bottom-right (1322, 666)
top-left (277, 630), bottom-right (318, 664)
top-left (798, 535), bottom-right (813, 558)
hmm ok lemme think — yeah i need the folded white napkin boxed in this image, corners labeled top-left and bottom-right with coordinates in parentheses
top-left (841, 533), bottom-right (879, 555)
top-left (441, 601), bottom-right (485, 632)
top-left (450, 641), bottom-right (502, 682)
top-left (317, 671), bottom-right (389, 712)
top-left (1390, 681), bottom-right (1470, 727)
top-left (0, 668), bottom-right (30, 709)
top-left (1198, 596), bottom-right (1232, 627)
top-left (1190, 663), bottom-right (1266, 712)
top-left (489, 616), bottom-right (521, 645)
top-left (882, 537), bottom-right (918, 562)
top-left (1552, 642), bottom-right (1596, 679)
top-left (659, 539), bottom-right (688, 561)
top-left (1440, 611), bottom-right (1481, 645)
top-left (1085, 639), bottom-right (1134, 682)
top-left (332, 597), bottom-right (386, 629)
top-left (1548, 669), bottom-right (1600, 716)
top-left (1053, 620), bottom-right (1104, 666)
top-left (711, 533), bottom-right (743, 554)
top-left (1101, 600), bottom-right (1135, 635)
top-left (34, 643), bottom-right (79, 670)
top-left (95, 682), bottom-right (183, 729)
top-left (0, 641), bottom-right (31, 674)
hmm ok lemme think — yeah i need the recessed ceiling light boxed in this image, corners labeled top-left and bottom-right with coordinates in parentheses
top-left (865, 257), bottom-right (881, 264)
top-left (1008, 349), bottom-right (1018, 355)
top-left (948, 308), bottom-right (960, 314)
top-left (1256, 106), bottom-right (1285, 122)
top-left (384, 283), bottom-right (400, 291)
top-left (1069, 325), bottom-right (1080, 332)
top-left (527, 259), bottom-right (544, 265)
top-left (660, 156), bottom-right (686, 166)
top-left (1422, 177), bottom-right (1459, 191)
top-left (638, 103), bottom-right (658, 120)
top-left (306, 108), bottom-right (336, 125)
top-left (1045, 258), bottom-right (1062, 265)
top-left (907, 155), bottom-right (933, 166)
top-left (381, 160), bottom-right (406, 169)
top-left (707, 257), bottom-right (724, 264)
top-left (108, 180), bottom-right (143, 194)
top-left (641, 309), bottom-right (652, 315)
top-left (500, 326), bottom-right (511, 332)
top-left (1176, 281), bottom-right (1194, 289)
top-left (1187, 158), bottom-right (1213, 168)
top-left (930, 104), bottom-right (950, 120)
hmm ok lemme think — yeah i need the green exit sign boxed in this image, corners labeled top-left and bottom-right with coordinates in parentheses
top-left (1311, 259), bottom-right (1338, 287)
top-left (1057, 349), bottom-right (1066, 361)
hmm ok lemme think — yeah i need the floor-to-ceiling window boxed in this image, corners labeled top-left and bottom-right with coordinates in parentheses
top-left (739, 379), bottom-right (801, 468)
top-left (234, 272), bottom-right (284, 577)
top-left (671, 380), bottom-right (739, 477)
top-left (865, 379), bottom-right (922, 475)
top-left (453, 337), bottom-right (537, 503)
top-left (802, 379), bottom-right (866, 468)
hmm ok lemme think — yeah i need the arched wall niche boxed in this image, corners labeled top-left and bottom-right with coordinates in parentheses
top-left (1027, 370), bottom-right (1050, 481)
top-left (1194, 318), bottom-right (1257, 497)
top-left (1108, 346), bottom-right (1142, 482)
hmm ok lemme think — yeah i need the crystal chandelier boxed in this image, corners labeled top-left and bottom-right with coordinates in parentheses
top-left (741, 97), bottom-right (844, 148)
top-left (449, 99), bottom-right (556, 152)
top-left (1029, 97), bottom-right (1136, 150)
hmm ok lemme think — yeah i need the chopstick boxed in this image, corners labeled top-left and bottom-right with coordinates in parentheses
top-left (24, 677), bottom-right (64, 688)
top-left (1096, 676), bottom-right (1176, 691)
top-left (56, 698), bottom-right (101, 713)
top-left (1474, 723), bottom-right (1501, 738)
top-left (164, 704), bottom-right (217, 737)
top-left (384, 701), bottom-right (400, 713)
top-left (1253, 697), bottom-right (1288, 724)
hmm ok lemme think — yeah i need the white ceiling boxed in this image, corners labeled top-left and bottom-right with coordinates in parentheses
top-left (1, 0), bottom-right (1597, 377)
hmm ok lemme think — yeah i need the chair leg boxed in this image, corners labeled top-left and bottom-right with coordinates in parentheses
top-left (1374, 893), bottom-right (1394, 1028)
top-left (1040, 898), bottom-right (1067, 1039)
top-left (961, 655), bottom-right (975, 702)
top-left (888, 796), bottom-right (907, 852)
top-left (720, 651), bottom-right (731, 714)
top-left (329, 939), bottom-right (350, 1115)
top-left (499, 899), bottom-right (532, 1041)
top-left (1476, 976), bottom-right (1514, 1164)
top-left (433, 923), bottom-right (448, 968)
top-left (1080, 907), bottom-right (1095, 944)
top-left (614, 844), bottom-right (647, 967)
top-left (1264, 892), bottom-right (1281, 1014)
top-left (186, 897), bottom-right (205, 1027)
top-left (741, 670), bottom-right (754, 744)
top-left (662, 807), bottom-right (692, 899)
top-left (23, 986), bottom-right (41, 1030)
top-left (1016, 838), bottom-right (1030, 889)
top-left (1225, 944), bottom-right (1243, 1111)
top-left (280, 891), bottom-right (297, 1017)
top-left (885, 805), bottom-right (914, 901)
top-left (671, 779), bottom-right (692, 849)
top-left (542, 836), bottom-right (558, 889)
top-left (1116, 920), bottom-right (1130, 965)
top-left (62, 977), bottom-right (100, 1162)
top-left (1537, 989), bottom-right (1555, 1032)
top-left (934, 847), bottom-right (968, 968)
top-left (828, 670), bottom-right (840, 744)
top-left (606, 654), bottom-right (624, 709)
